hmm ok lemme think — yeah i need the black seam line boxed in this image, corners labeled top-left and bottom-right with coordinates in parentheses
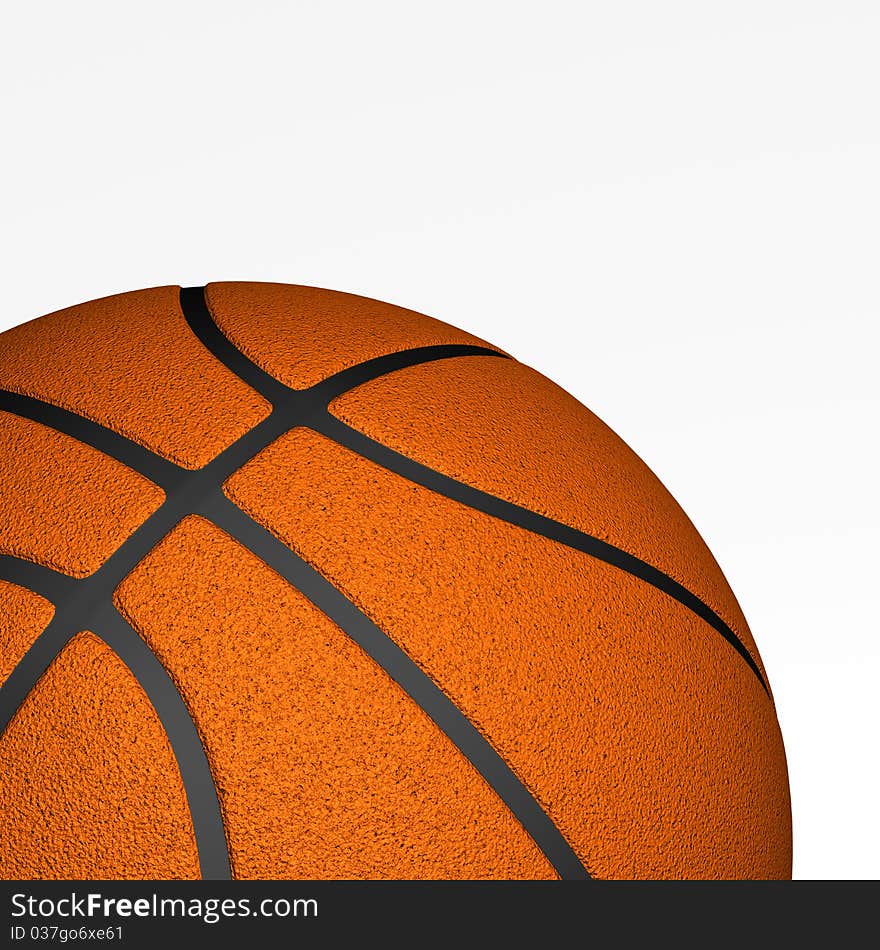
top-left (95, 606), bottom-right (231, 880)
top-left (0, 307), bottom-right (521, 879)
top-left (200, 491), bottom-right (591, 881)
top-left (313, 411), bottom-right (769, 695)
top-left (0, 449), bottom-right (259, 879)
top-left (0, 601), bottom-right (230, 879)
top-left (179, 285), bottom-right (509, 409)
top-left (0, 555), bottom-right (78, 604)
top-left (0, 561), bottom-right (232, 881)
top-left (181, 286), bottom-right (589, 879)
top-left (0, 391), bottom-right (184, 491)
top-left (0, 616), bottom-right (74, 738)
top-left (183, 286), bottom-right (766, 695)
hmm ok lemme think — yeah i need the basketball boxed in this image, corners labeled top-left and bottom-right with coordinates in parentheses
top-left (0, 282), bottom-right (791, 879)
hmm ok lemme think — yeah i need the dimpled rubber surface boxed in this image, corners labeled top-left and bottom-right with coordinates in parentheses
top-left (114, 516), bottom-right (554, 880)
top-left (0, 286), bottom-right (270, 468)
top-left (0, 633), bottom-right (199, 879)
top-left (0, 581), bottom-right (54, 688)
top-left (329, 356), bottom-right (766, 683)
top-left (0, 281), bottom-right (792, 879)
top-left (0, 411), bottom-right (164, 577)
top-left (204, 281), bottom-right (504, 389)
top-left (225, 429), bottom-right (792, 879)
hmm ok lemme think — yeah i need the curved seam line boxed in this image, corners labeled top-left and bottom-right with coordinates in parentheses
top-left (185, 286), bottom-right (767, 694)
top-left (0, 391), bottom-right (192, 486)
top-left (0, 617), bottom-right (76, 736)
top-left (0, 313), bottom-right (530, 879)
top-left (312, 412), bottom-right (769, 695)
top-left (0, 506), bottom-right (229, 878)
top-left (184, 287), bottom-right (592, 873)
top-left (95, 606), bottom-right (231, 880)
top-left (200, 492), bottom-right (589, 880)
top-left (3, 372), bottom-right (763, 691)
top-left (0, 609), bottom-right (230, 879)
top-left (0, 555), bottom-right (80, 602)
top-left (181, 285), bottom-right (509, 407)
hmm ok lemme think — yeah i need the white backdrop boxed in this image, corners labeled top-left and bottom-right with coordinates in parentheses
top-left (1, 2), bottom-right (877, 879)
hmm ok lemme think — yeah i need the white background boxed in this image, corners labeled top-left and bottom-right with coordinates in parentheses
top-left (1, 2), bottom-right (877, 879)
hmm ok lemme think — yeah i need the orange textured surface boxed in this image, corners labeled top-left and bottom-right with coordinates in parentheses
top-left (0, 286), bottom-right (270, 468)
top-left (330, 356), bottom-right (765, 682)
top-left (0, 411), bottom-right (164, 577)
top-left (114, 517), bottom-right (555, 880)
top-left (0, 581), bottom-right (54, 688)
top-left (204, 282), bottom-right (504, 389)
top-left (0, 281), bottom-right (791, 880)
top-left (225, 429), bottom-right (792, 879)
top-left (0, 633), bottom-right (199, 879)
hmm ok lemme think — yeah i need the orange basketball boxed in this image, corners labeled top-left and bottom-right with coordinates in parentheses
top-left (0, 283), bottom-right (791, 879)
